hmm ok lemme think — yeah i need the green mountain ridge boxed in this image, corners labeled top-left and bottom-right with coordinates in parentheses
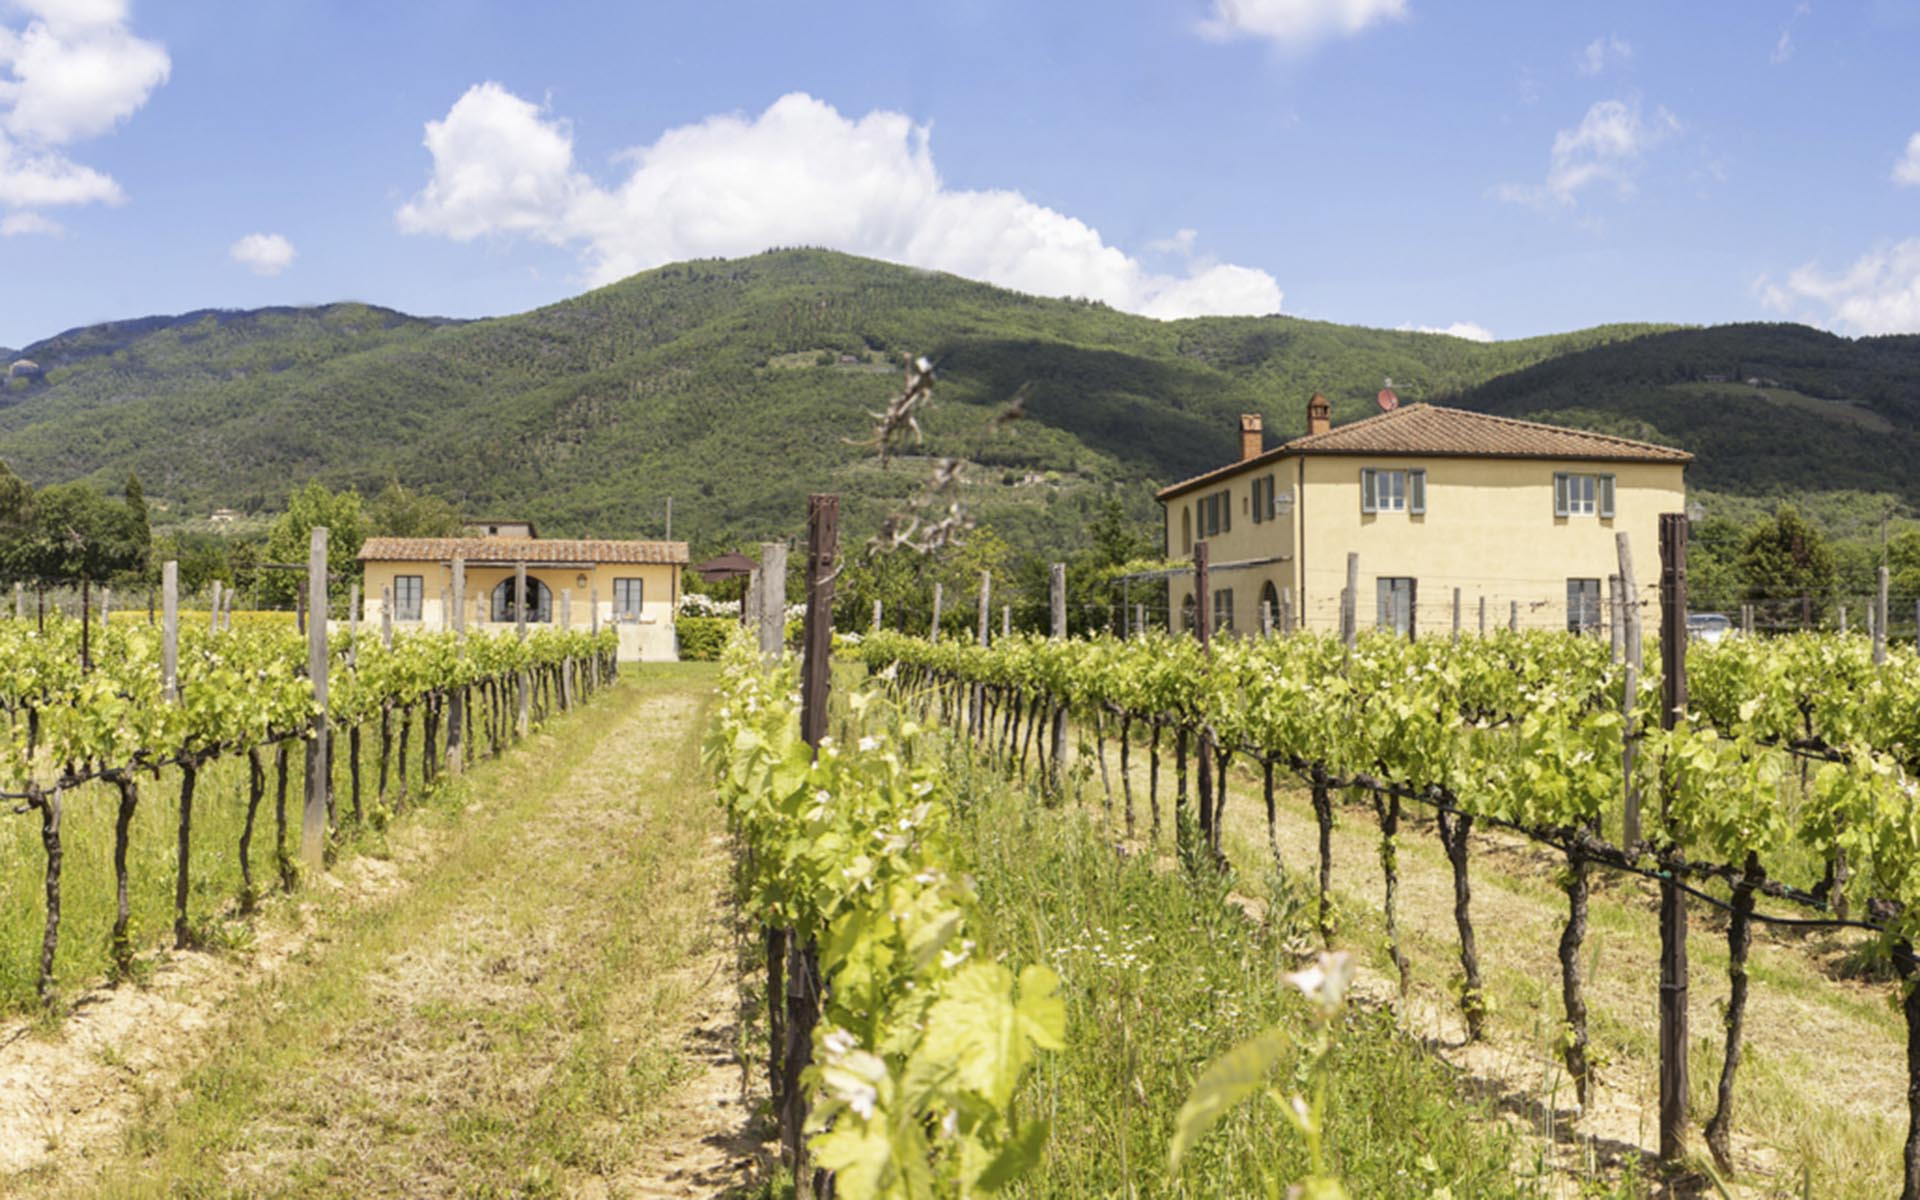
top-left (0, 248), bottom-right (1905, 554)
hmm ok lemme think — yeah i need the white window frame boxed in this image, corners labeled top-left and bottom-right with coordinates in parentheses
top-left (1554, 471), bottom-right (1616, 519)
top-left (1361, 468), bottom-right (1424, 515)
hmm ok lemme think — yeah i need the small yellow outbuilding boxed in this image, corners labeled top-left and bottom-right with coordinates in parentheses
top-left (358, 533), bottom-right (689, 661)
top-left (1157, 397), bottom-right (1692, 636)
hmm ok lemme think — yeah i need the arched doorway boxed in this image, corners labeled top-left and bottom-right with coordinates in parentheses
top-left (1260, 581), bottom-right (1281, 632)
top-left (492, 577), bottom-right (552, 624)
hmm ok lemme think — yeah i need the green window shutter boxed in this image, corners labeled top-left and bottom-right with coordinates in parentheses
top-left (1553, 472), bottom-right (1569, 518)
top-left (1598, 473), bottom-right (1616, 519)
top-left (1222, 490), bottom-right (1231, 532)
top-left (1409, 469), bottom-right (1426, 515)
top-left (1361, 468), bottom-right (1378, 514)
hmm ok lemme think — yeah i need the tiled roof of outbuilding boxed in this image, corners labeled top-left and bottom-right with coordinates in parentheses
top-left (357, 537), bottom-right (689, 565)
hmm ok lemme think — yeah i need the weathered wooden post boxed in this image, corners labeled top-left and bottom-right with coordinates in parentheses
top-left (1341, 552), bottom-right (1359, 648)
top-left (1509, 600), bottom-right (1519, 632)
top-left (162, 561), bottom-right (179, 702)
top-left (1839, 605), bottom-right (1848, 634)
top-left (1281, 587), bottom-right (1292, 635)
top-left (1876, 566), bottom-right (1890, 666)
top-left (589, 585), bottom-right (601, 689)
top-left (760, 542), bottom-right (787, 661)
top-left (559, 589), bottom-right (574, 708)
top-left (1618, 534), bottom-right (1643, 847)
top-left (871, 598), bottom-right (882, 633)
top-left (745, 567), bottom-right (762, 634)
top-left (348, 583), bottom-right (360, 648)
top-left (974, 568), bottom-right (991, 733)
top-left (1609, 575), bottom-right (1625, 661)
top-left (303, 527), bottom-right (330, 874)
top-left (930, 581), bottom-right (943, 643)
top-left (788, 493), bottom-right (839, 1196)
top-left (1192, 543), bottom-right (1213, 855)
top-left (1004, 604), bottom-right (1012, 639)
top-left (1050, 562), bottom-right (1068, 784)
top-left (1478, 594), bottom-right (1487, 636)
top-left (448, 557), bottom-right (465, 776)
top-left (101, 585), bottom-right (111, 627)
top-left (515, 561), bottom-right (530, 737)
top-left (1452, 587), bottom-right (1461, 643)
top-left (210, 581), bottom-right (222, 634)
top-left (1657, 513), bottom-right (1690, 1166)
top-left (381, 585), bottom-right (394, 649)
top-left (1133, 602), bottom-right (1144, 637)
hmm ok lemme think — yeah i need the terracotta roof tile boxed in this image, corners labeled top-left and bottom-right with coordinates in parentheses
top-left (1157, 403), bottom-right (1690, 500)
top-left (357, 537), bottom-right (689, 565)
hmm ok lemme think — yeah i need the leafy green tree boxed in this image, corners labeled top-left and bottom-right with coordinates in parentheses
top-left (18, 482), bottom-right (148, 581)
top-left (261, 481), bottom-right (366, 606)
top-left (0, 461), bottom-right (35, 579)
top-left (1738, 504), bottom-right (1835, 627)
top-left (121, 472), bottom-right (151, 580)
top-left (368, 481), bottom-right (464, 538)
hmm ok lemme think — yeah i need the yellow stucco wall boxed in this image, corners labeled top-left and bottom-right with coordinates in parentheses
top-left (359, 560), bottom-right (682, 661)
top-left (1165, 455), bottom-right (1686, 636)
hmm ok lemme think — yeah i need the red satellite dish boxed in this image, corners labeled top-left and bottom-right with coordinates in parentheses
top-left (1377, 387), bottom-right (1399, 411)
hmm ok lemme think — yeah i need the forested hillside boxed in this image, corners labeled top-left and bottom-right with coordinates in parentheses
top-left (0, 249), bottom-right (1665, 555)
top-left (1449, 323), bottom-right (1920, 526)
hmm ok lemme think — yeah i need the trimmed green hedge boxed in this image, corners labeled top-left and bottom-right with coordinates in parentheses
top-left (675, 615), bottom-right (732, 661)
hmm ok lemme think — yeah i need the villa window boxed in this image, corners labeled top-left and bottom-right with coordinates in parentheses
top-left (1554, 472), bottom-right (1615, 518)
top-left (613, 578), bottom-right (645, 621)
top-left (1361, 468), bottom-right (1425, 515)
top-left (394, 575), bottom-right (423, 622)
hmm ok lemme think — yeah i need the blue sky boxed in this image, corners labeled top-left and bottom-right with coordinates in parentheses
top-left (2, 0), bottom-right (1918, 348)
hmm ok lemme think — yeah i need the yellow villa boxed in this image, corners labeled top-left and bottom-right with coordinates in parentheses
top-left (1156, 396), bottom-right (1692, 636)
top-left (358, 532), bottom-right (688, 661)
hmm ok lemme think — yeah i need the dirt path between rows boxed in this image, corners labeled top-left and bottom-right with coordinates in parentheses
top-left (0, 671), bottom-right (768, 1198)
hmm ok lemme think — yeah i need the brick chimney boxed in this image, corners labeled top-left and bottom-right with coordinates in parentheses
top-left (1239, 413), bottom-right (1263, 461)
top-left (1307, 393), bottom-right (1331, 436)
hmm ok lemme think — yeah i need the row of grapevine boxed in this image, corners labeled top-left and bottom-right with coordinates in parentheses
top-left (706, 636), bottom-right (1064, 1196)
top-left (859, 626), bottom-right (1920, 1193)
top-left (7, 611), bottom-right (618, 1002)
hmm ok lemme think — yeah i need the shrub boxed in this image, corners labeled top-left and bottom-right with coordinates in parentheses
top-left (674, 615), bottom-right (732, 661)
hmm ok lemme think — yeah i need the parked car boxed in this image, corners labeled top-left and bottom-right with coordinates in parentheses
top-left (1686, 612), bottom-right (1734, 644)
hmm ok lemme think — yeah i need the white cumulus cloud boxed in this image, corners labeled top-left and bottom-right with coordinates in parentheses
top-left (1577, 35), bottom-right (1632, 77)
top-left (0, 0), bottom-right (166, 223)
top-left (1894, 132), bottom-right (1920, 187)
top-left (1197, 0), bottom-right (1406, 48)
top-left (229, 231), bottom-right (295, 276)
top-left (397, 86), bottom-right (1283, 320)
top-left (1398, 321), bottom-right (1495, 342)
top-left (1759, 239), bottom-right (1920, 335)
top-left (1496, 97), bottom-right (1681, 208)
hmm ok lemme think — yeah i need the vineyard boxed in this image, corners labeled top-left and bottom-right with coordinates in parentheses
top-left (708, 557), bottom-right (1920, 1196)
top-left (0, 602), bottom-right (617, 1010)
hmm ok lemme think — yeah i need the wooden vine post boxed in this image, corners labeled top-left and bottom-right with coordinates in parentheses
top-left (974, 568), bottom-right (991, 734)
top-left (1192, 543), bottom-right (1213, 860)
top-left (1049, 562), bottom-right (1067, 790)
top-left (760, 542), bottom-right (787, 661)
top-left (1341, 552), bottom-right (1359, 646)
top-left (515, 561), bottom-right (530, 737)
top-left (930, 581), bottom-right (943, 643)
top-left (448, 556), bottom-right (466, 776)
top-left (1452, 586), bottom-right (1461, 643)
top-left (1657, 512), bottom-right (1691, 1165)
top-left (789, 493), bottom-right (839, 1199)
top-left (302, 526), bottom-right (330, 873)
top-left (1876, 566), bottom-right (1890, 666)
top-left (1618, 534), bottom-right (1643, 846)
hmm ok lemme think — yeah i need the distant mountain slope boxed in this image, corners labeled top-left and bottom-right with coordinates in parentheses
top-left (74, 249), bottom-right (1920, 554)
top-left (1447, 323), bottom-right (1920, 505)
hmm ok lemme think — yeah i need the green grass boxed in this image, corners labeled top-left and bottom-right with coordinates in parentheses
top-left (933, 739), bottom-right (1586, 1198)
top-left (28, 664), bottom-right (737, 1197)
